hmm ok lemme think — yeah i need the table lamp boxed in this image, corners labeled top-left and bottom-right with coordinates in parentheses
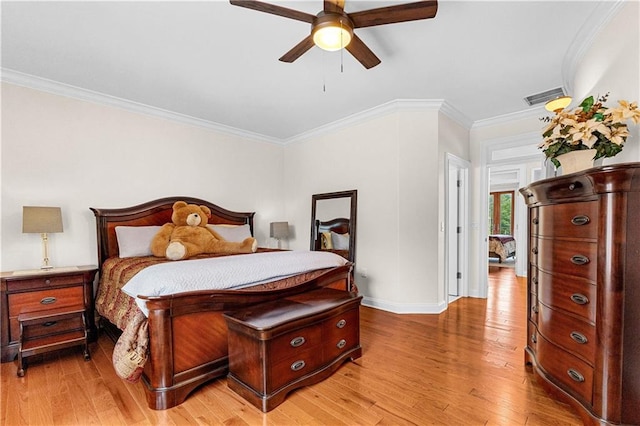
top-left (269, 222), bottom-right (289, 249)
top-left (22, 206), bottom-right (63, 269)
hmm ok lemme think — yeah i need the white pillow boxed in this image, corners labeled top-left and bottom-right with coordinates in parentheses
top-left (115, 226), bottom-right (161, 258)
top-left (208, 224), bottom-right (252, 242)
top-left (331, 232), bottom-right (350, 250)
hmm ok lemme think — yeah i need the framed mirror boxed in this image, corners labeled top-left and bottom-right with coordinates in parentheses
top-left (310, 190), bottom-right (357, 263)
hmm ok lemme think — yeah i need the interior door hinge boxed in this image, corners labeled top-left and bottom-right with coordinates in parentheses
top-left (457, 272), bottom-right (462, 279)
top-left (457, 226), bottom-right (462, 234)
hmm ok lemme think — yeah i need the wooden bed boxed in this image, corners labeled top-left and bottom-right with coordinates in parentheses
top-left (488, 234), bottom-right (516, 262)
top-left (313, 218), bottom-right (350, 260)
top-left (90, 196), bottom-right (355, 410)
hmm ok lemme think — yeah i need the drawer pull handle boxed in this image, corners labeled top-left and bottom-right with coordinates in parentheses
top-left (337, 339), bottom-right (347, 349)
top-left (290, 336), bottom-right (306, 348)
top-left (42, 321), bottom-right (57, 327)
top-left (571, 293), bottom-right (589, 305)
top-left (567, 368), bottom-right (585, 383)
top-left (568, 182), bottom-right (582, 191)
top-left (570, 331), bottom-right (588, 344)
top-left (40, 297), bottom-right (57, 305)
top-left (290, 360), bottom-right (306, 372)
top-left (336, 319), bottom-right (347, 329)
top-left (571, 215), bottom-right (590, 226)
top-left (570, 255), bottom-right (589, 265)
top-left (531, 333), bottom-right (537, 344)
top-left (45, 279), bottom-right (51, 285)
top-left (532, 218), bottom-right (539, 225)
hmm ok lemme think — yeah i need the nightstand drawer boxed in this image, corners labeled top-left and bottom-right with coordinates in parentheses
top-left (6, 274), bottom-right (84, 292)
top-left (8, 286), bottom-right (84, 316)
top-left (20, 315), bottom-right (84, 340)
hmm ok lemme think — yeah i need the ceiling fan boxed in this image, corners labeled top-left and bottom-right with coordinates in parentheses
top-left (229, 0), bottom-right (438, 69)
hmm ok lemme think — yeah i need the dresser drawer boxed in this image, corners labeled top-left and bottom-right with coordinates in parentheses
top-left (527, 320), bottom-right (538, 353)
top-left (538, 303), bottom-right (595, 365)
top-left (537, 269), bottom-right (596, 322)
top-left (270, 324), bottom-right (322, 364)
top-left (323, 308), bottom-right (359, 361)
top-left (6, 274), bottom-right (85, 292)
top-left (537, 334), bottom-right (593, 405)
top-left (536, 238), bottom-right (597, 281)
top-left (269, 347), bottom-right (324, 392)
top-left (537, 202), bottom-right (598, 239)
top-left (529, 293), bottom-right (539, 324)
top-left (8, 287), bottom-right (84, 316)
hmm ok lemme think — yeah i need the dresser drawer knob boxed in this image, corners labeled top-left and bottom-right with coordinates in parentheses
top-left (42, 321), bottom-right (57, 327)
top-left (532, 276), bottom-right (538, 285)
top-left (531, 333), bottom-right (537, 344)
top-left (571, 215), bottom-right (590, 226)
top-left (44, 279), bottom-right (51, 285)
top-left (532, 218), bottom-right (539, 225)
top-left (532, 305), bottom-right (539, 314)
top-left (570, 331), bottom-right (588, 344)
top-left (336, 339), bottom-right (347, 349)
top-left (531, 247), bottom-right (538, 255)
top-left (571, 293), bottom-right (589, 305)
top-left (290, 336), bottom-right (306, 348)
top-left (567, 368), bottom-right (585, 383)
top-left (336, 319), bottom-right (347, 329)
top-left (40, 297), bottom-right (57, 305)
top-left (290, 360), bottom-right (306, 372)
top-left (570, 255), bottom-right (589, 265)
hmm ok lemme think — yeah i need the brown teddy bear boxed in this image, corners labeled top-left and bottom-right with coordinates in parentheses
top-left (151, 201), bottom-right (258, 260)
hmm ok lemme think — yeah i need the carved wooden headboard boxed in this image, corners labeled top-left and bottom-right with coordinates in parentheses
top-left (90, 196), bottom-right (255, 266)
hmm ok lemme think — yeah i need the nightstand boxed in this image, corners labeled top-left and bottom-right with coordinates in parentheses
top-left (0, 266), bottom-right (98, 371)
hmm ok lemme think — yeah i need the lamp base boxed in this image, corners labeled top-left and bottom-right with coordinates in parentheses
top-left (40, 265), bottom-right (54, 270)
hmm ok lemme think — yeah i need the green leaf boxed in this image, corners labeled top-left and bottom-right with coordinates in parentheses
top-left (580, 96), bottom-right (594, 112)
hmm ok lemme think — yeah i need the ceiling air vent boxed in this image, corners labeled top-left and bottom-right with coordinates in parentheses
top-left (524, 87), bottom-right (566, 106)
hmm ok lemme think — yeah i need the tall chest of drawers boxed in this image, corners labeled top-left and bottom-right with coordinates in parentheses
top-left (520, 163), bottom-right (640, 426)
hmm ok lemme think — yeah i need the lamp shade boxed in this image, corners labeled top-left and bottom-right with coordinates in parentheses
top-left (270, 222), bottom-right (289, 239)
top-left (545, 96), bottom-right (572, 113)
top-left (22, 206), bottom-right (63, 234)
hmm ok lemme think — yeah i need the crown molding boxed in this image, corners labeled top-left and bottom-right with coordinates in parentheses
top-left (471, 106), bottom-right (546, 129)
top-left (1, 68), bottom-right (283, 145)
top-left (562, 0), bottom-right (626, 95)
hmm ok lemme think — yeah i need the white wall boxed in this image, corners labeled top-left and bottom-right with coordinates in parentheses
top-left (0, 83), bottom-right (285, 271)
top-left (283, 105), bottom-right (469, 313)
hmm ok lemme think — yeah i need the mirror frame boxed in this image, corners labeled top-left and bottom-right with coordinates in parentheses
top-left (310, 190), bottom-right (357, 263)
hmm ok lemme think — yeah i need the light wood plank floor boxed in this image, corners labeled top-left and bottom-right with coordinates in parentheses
top-left (1, 267), bottom-right (582, 425)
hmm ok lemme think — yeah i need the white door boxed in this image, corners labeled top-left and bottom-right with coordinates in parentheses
top-left (445, 154), bottom-right (469, 301)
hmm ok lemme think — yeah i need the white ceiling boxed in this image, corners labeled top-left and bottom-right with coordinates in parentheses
top-left (1, 1), bottom-right (607, 141)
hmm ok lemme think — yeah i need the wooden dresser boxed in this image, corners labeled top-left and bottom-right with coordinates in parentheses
top-left (520, 163), bottom-right (640, 426)
top-left (224, 288), bottom-right (362, 412)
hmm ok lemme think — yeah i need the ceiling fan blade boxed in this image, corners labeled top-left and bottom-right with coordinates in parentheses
top-left (229, 0), bottom-right (315, 23)
top-left (349, 0), bottom-right (438, 28)
top-left (345, 34), bottom-right (381, 69)
top-left (324, 0), bottom-right (345, 14)
top-left (279, 35), bottom-right (316, 63)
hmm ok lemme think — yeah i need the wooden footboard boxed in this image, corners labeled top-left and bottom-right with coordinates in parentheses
top-left (139, 264), bottom-right (354, 409)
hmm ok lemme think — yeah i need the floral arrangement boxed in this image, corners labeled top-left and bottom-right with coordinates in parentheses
top-left (539, 93), bottom-right (640, 167)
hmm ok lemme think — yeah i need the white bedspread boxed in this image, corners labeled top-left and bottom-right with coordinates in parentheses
top-left (121, 250), bottom-right (348, 315)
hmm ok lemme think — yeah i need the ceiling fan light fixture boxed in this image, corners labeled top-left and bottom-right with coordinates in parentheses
top-left (312, 15), bottom-right (353, 51)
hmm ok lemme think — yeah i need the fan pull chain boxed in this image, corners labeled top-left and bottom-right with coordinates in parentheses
top-left (340, 21), bottom-right (344, 73)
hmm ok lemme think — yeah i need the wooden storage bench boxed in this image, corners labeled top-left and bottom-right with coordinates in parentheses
top-left (223, 288), bottom-right (362, 412)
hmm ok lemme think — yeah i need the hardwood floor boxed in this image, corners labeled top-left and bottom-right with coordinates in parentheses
top-left (1, 267), bottom-right (583, 425)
